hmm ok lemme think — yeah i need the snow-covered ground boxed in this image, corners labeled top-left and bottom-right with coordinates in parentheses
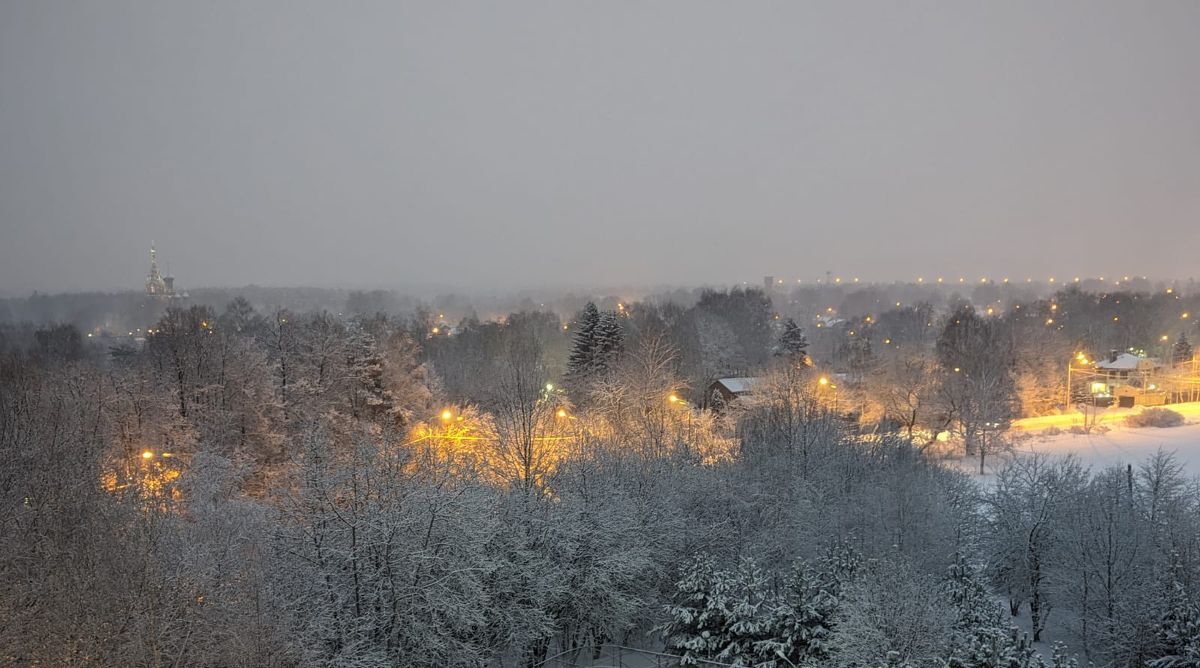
top-left (1013, 419), bottom-right (1200, 475)
top-left (1011, 400), bottom-right (1200, 434)
top-left (948, 402), bottom-right (1200, 478)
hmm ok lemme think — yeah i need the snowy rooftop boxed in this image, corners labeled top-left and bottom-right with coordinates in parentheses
top-left (713, 377), bottom-right (762, 394)
top-left (1095, 352), bottom-right (1159, 371)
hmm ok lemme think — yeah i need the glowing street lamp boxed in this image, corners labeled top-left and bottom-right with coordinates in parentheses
top-left (817, 376), bottom-right (838, 412)
top-left (141, 450), bottom-right (155, 460)
top-left (440, 409), bottom-right (453, 421)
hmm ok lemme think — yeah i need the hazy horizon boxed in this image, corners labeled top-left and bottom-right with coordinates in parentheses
top-left (3, 1), bottom-right (1199, 294)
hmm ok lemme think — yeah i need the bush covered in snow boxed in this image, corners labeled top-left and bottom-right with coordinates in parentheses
top-left (1127, 407), bottom-right (1185, 429)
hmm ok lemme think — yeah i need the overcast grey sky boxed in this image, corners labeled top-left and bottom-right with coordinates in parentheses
top-left (1, 1), bottom-right (1198, 295)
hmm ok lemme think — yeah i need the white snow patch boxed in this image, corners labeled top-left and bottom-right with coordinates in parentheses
top-left (1013, 419), bottom-right (1200, 475)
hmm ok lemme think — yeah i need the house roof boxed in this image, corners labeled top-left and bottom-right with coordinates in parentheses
top-left (712, 377), bottom-right (762, 394)
top-left (1096, 353), bottom-right (1159, 371)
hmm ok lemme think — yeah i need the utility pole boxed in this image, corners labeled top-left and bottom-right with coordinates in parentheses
top-left (1065, 360), bottom-right (1072, 409)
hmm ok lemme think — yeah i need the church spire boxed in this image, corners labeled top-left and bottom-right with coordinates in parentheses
top-left (146, 241), bottom-right (172, 297)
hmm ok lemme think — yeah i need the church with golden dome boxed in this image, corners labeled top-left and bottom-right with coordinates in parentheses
top-left (144, 243), bottom-right (178, 298)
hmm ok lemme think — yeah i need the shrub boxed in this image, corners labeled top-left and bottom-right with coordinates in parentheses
top-left (1068, 424), bottom-right (1109, 435)
top-left (1126, 408), bottom-right (1185, 429)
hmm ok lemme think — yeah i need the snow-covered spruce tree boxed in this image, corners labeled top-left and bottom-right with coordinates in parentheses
top-left (662, 550), bottom-right (858, 668)
top-left (819, 537), bottom-right (862, 594)
top-left (941, 553), bottom-right (1081, 668)
top-left (945, 627), bottom-right (1076, 668)
top-left (943, 556), bottom-right (1004, 640)
top-left (593, 310), bottom-right (624, 376)
top-left (567, 302), bottom-right (601, 380)
top-left (716, 559), bottom-right (775, 666)
top-left (659, 555), bottom-right (734, 665)
top-left (776, 317), bottom-right (809, 365)
top-left (754, 560), bottom-right (840, 666)
top-left (1148, 575), bottom-right (1200, 668)
top-left (343, 321), bottom-right (394, 423)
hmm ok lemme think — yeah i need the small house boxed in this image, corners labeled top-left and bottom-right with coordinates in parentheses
top-left (707, 377), bottom-right (762, 409)
top-left (1095, 351), bottom-right (1163, 406)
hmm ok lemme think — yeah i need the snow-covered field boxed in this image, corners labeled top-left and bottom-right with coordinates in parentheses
top-left (950, 402), bottom-right (1200, 478)
top-left (1013, 419), bottom-right (1200, 475)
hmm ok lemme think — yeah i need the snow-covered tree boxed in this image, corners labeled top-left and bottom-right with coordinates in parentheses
top-left (593, 310), bottom-right (624, 376)
top-left (660, 555), bottom-right (733, 665)
top-left (831, 559), bottom-right (953, 666)
top-left (1149, 575), bottom-right (1200, 668)
top-left (756, 560), bottom-right (840, 666)
top-left (936, 305), bottom-right (1018, 466)
top-left (946, 628), bottom-right (1074, 668)
top-left (567, 302), bottom-right (601, 380)
top-left (776, 317), bottom-right (809, 364)
top-left (985, 455), bottom-right (1084, 641)
top-left (1173, 332), bottom-right (1194, 365)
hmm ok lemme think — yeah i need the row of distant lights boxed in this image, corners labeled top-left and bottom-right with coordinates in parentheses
top-left (818, 298), bottom-right (1187, 331)
top-left (775, 275), bottom-right (1151, 286)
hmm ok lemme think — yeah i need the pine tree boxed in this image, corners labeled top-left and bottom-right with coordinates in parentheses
top-left (941, 555), bottom-right (1079, 668)
top-left (1173, 333), bottom-right (1194, 365)
top-left (847, 335), bottom-right (874, 373)
top-left (659, 555), bottom-right (733, 666)
top-left (567, 303), bottom-right (601, 378)
top-left (1149, 576), bottom-right (1200, 668)
top-left (946, 627), bottom-right (1059, 668)
top-left (945, 556), bottom-right (1003, 631)
top-left (777, 318), bottom-right (809, 363)
top-left (344, 324), bottom-right (393, 422)
top-left (819, 537), bottom-right (862, 593)
top-left (756, 560), bottom-right (838, 666)
top-left (943, 555), bottom-right (1005, 653)
top-left (719, 560), bottom-right (774, 666)
top-left (592, 310), bottom-right (624, 375)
